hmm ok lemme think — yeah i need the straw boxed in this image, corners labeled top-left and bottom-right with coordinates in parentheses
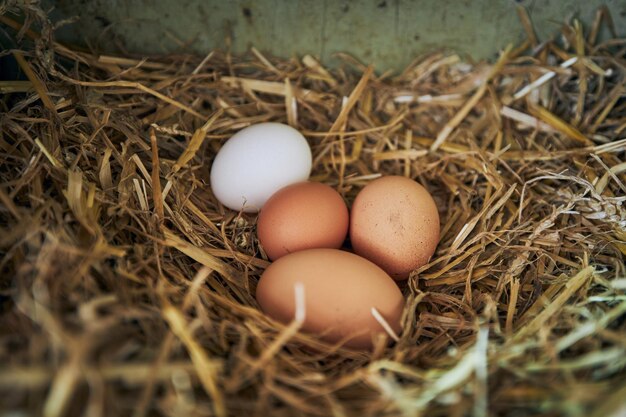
top-left (0, 4), bottom-right (625, 417)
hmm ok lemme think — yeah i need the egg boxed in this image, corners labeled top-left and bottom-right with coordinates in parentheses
top-left (256, 248), bottom-right (404, 349)
top-left (210, 123), bottom-right (312, 213)
top-left (350, 175), bottom-right (440, 280)
top-left (257, 182), bottom-right (349, 260)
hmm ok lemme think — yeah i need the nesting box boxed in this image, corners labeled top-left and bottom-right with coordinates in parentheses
top-left (1, 2), bottom-right (625, 417)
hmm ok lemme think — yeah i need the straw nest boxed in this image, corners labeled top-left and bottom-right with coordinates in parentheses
top-left (1, 3), bottom-right (625, 417)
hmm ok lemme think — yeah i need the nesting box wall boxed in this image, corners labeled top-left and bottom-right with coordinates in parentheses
top-left (47, 0), bottom-right (626, 70)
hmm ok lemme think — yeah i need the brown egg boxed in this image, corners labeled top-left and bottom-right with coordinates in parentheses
top-left (350, 175), bottom-right (440, 280)
top-left (257, 182), bottom-right (349, 260)
top-left (256, 248), bottom-right (404, 349)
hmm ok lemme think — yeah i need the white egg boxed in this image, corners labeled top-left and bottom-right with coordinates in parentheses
top-left (210, 123), bottom-right (312, 213)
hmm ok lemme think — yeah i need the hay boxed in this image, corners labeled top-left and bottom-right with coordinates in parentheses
top-left (1, 3), bottom-right (625, 417)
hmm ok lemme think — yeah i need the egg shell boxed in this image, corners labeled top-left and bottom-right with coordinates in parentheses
top-left (257, 182), bottom-right (349, 260)
top-left (350, 175), bottom-right (440, 280)
top-left (256, 248), bottom-right (404, 349)
top-left (210, 123), bottom-right (312, 213)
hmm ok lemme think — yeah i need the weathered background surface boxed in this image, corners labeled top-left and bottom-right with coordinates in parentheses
top-left (45, 0), bottom-right (626, 69)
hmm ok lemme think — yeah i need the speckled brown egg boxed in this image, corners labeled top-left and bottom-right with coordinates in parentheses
top-left (350, 175), bottom-right (440, 280)
top-left (256, 248), bottom-right (404, 350)
top-left (257, 182), bottom-right (349, 260)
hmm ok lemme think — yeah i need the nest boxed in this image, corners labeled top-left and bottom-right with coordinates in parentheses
top-left (1, 3), bottom-right (625, 417)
